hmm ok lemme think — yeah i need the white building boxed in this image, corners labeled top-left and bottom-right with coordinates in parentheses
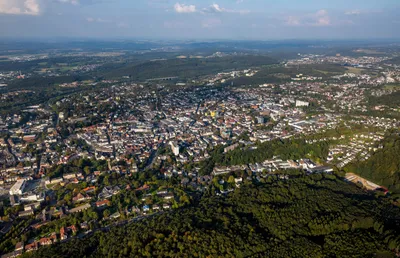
top-left (9, 179), bottom-right (26, 196)
top-left (169, 141), bottom-right (180, 156)
top-left (59, 112), bottom-right (65, 120)
top-left (295, 100), bottom-right (310, 107)
top-left (257, 116), bottom-right (265, 124)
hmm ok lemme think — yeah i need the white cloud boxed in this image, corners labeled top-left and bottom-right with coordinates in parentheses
top-left (174, 2), bottom-right (196, 13)
top-left (0, 0), bottom-right (41, 15)
top-left (86, 17), bottom-right (110, 23)
top-left (316, 9), bottom-right (328, 17)
top-left (285, 9), bottom-right (331, 27)
top-left (58, 0), bottom-right (80, 5)
top-left (314, 9), bottom-right (330, 26)
top-left (208, 3), bottom-right (223, 13)
top-left (202, 3), bottom-right (250, 14)
top-left (174, 2), bottom-right (249, 15)
top-left (315, 16), bottom-right (330, 26)
top-left (285, 16), bottom-right (300, 26)
top-left (345, 10), bottom-right (361, 15)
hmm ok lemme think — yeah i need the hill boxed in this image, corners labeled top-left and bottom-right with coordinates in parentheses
top-left (345, 133), bottom-right (400, 196)
top-left (24, 174), bottom-right (400, 258)
top-left (98, 55), bottom-right (277, 80)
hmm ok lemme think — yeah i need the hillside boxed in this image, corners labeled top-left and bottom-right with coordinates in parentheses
top-left (345, 134), bottom-right (400, 196)
top-left (98, 55), bottom-right (277, 80)
top-left (24, 174), bottom-right (400, 258)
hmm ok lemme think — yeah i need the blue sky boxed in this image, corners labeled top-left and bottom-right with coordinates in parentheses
top-left (0, 0), bottom-right (399, 39)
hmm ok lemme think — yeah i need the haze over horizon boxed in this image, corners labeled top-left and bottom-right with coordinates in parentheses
top-left (0, 0), bottom-right (399, 40)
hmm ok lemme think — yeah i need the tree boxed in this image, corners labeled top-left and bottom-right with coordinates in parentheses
top-left (103, 209), bottom-right (110, 218)
top-left (228, 176), bottom-right (235, 185)
top-left (83, 166), bottom-right (91, 176)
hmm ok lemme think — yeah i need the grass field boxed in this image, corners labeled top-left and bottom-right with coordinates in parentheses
top-left (384, 84), bottom-right (400, 90)
top-left (345, 67), bottom-right (364, 74)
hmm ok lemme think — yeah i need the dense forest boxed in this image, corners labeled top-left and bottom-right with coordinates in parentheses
top-left (345, 134), bottom-right (400, 196)
top-left (99, 55), bottom-right (277, 80)
top-left (24, 174), bottom-right (400, 258)
top-left (368, 91), bottom-right (400, 109)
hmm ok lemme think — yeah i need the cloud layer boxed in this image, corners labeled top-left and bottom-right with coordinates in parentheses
top-left (174, 3), bottom-right (196, 13)
top-left (0, 0), bottom-right (398, 39)
top-left (174, 2), bottom-right (249, 15)
top-left (0, 0), bottom-right (40, 15)
top-left (286, 9), bottom-right (331, 27)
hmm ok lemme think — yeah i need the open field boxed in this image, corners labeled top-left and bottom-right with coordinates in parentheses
top-left (345, 67), bottom-right (365, 74)
top-left (384, 84), bottom-right (400, 90)
top-left (345, 173), bottom-right (384, 191)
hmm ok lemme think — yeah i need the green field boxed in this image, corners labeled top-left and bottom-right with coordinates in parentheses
top-left (384, 84), bottom-right (400, 90)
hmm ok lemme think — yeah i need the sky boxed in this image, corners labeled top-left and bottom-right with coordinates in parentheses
top-left (0, 0), bottom-right (399, 40)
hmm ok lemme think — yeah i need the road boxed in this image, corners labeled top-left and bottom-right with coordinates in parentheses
top-left (142, 143), bottom-right (163, 171)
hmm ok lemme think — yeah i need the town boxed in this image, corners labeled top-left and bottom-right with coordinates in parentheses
top-left (0, 44), bottom-right (400, 257)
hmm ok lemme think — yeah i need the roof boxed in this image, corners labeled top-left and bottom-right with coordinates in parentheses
top-left (68, 203), bottom-right (91, 213)
top-left (95, 199), bottom-right (110, 207)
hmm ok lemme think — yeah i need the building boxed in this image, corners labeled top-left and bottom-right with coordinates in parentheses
top-left (257, 116), bottom-right (265, 124)
top-left (224, 143), bottom-right (239, 153)
top-left (9, 179), bottom-right (26, 196)
top-left (295, 100), bottom-right (310, 107)
top-left (59, 112), bottom-right (65, 120)
top-left (22, 135), bottom-right (36, 142)
top-left (68, 203), bottom-right (91, 214)
top-left (169, 141), bottom-right (180, 156)
top-left (220, 128), bottom-right (232, 139)
top-left (131, 162), bottom-right (138, 173)
top-left (95, 199), bottom-right (110, 209)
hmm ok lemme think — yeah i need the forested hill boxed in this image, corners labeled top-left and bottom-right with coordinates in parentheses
top-left (345, 134), bottom-right (400, 196)
top-left (25, 174), bottom-right (400, 258)
top-left (97, 55), bottom-right (277, 80)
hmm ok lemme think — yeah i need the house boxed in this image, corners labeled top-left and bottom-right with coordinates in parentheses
top-left (25, 242), bottom-right (38, 252)
top-left (135, 184), bottom-right (150, 192)
top-left (110, 212), bottom-right (121, 219)
top-left (234, 178), bottom-right (243, 184)
top-left (60, 227), bottom-right (67, 240)
top-left (60, 225), bottom-right (77, 241)
top-left (15, 242), bottom-right (24, 252)
top-left (62, 173), bottom-right (76, 180)
top-left (1, 250), bottom-right (23, 258)
top-left (307, 166), bottom-right (333, 174)
top-left (18, 210), bottom-right (34, 218)
top-left (197, 176), bottom-right (210, 185)
top-left (95, 199), bottom-right (110, 209)
top-left (72, 193), bottom-right (90, 203)
top-left (23, 202), bottom-right (41, 211)
top-left (143, 205), bottom-right (150, 212)
top-left (83, 186), bottom-right (96, 194)
top-left (67, 225), bottom-right (77, 234)
top-left (98, 186), bottom-right (120, 199)
top-left (23, 135), bottom-right (36, 142)
top-left (162, 193), bottom-right (174, 200)
top-left (80, 222), bottom-right (89, 229)
top-left (157, 190), bottom-right (168, 195)
top-left (68, 203), bottom-right (91, 214)
top-left (39, 233), bottom-right (57, 246)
